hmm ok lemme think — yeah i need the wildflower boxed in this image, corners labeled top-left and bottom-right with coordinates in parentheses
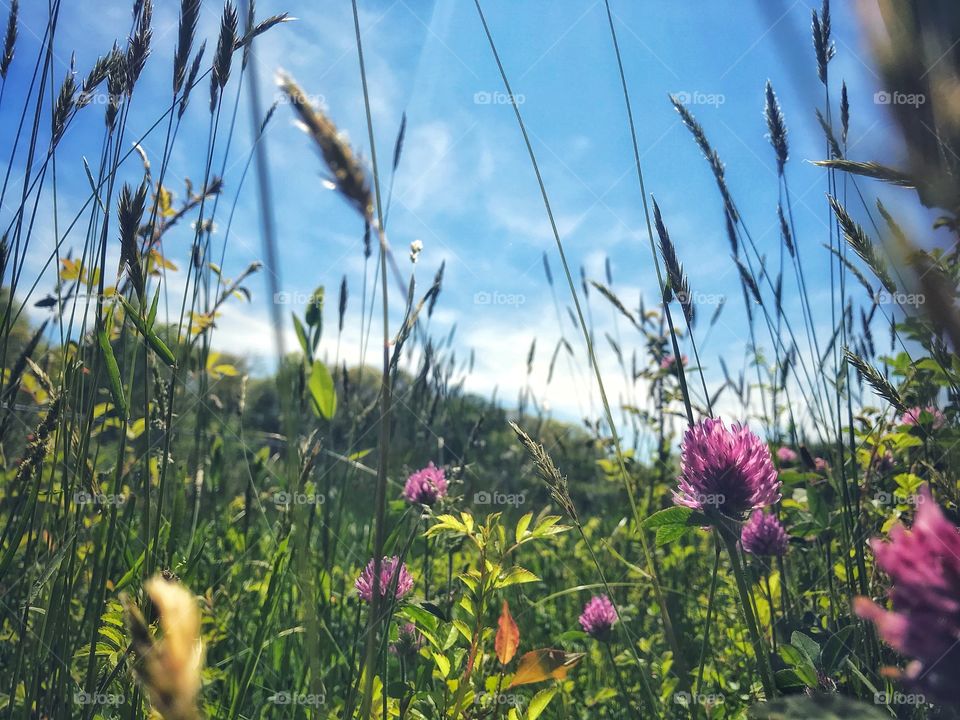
top-left (390, 622), bottom-right (424, 657)
top-left (579, 595), bottom-right (618, 641)
top-left (855, 486), bottom-right (960, 704)
top-left (660, 353), bottom-right (688, 370)
top-left (355, 556), bottom-right (414, 602)
top-left (871, 449), bottom-right (895, 473)
top-left (409, 239), bottom-right (423, 263)
top-left (776, 446), bottom-right (798, 465)
top-left (673, 418), bottom-right (781, 519)
top-left (402, 462), bottom-right (448, 506)
top-left (740, 510), bottom-right (788, 557)
top-left (900, 405), bottom-right (946, 430)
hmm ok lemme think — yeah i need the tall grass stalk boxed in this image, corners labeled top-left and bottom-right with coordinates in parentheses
top-left (474, 0), bottom-right (687, 694)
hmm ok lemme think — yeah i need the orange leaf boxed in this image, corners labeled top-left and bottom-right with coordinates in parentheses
top-left (495, 600), bottom-right (520, 665)
top-left (508, 648), bottom-right (584, 688)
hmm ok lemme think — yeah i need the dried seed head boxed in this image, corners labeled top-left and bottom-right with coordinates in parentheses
top-left (671, 95), bottom-right (738, 222)
top-left (125, 0), bottom-right (152, 94)
top-left (178, 42), bottom-right (205, 119)
top-left (123, 575), bottom-right (203, 720)
top-left (52, 72), bottom-right (77, 144)
top-left (77, 52), bottom-right (114, 108)
top-left (173, 0), bottom-right (201, 93)
top-left (764, 80), bottom-right (789, 174)
top-left (510, 422), bottom-right (578, 522)
top-left (840, 81), bottom-right (849, 144)
top-left (210, 2), bottom-right (239, 111)
top-left (812, 1), bottom-right (835, 85)
top-left (828, 195), bottom-right (897, 294)
top-left (1, 0), bottom-right (18, 80)
top-left (778, 204), bottom-right (794, 257)
top-left (118, 182), bottom-right (148, 300)
top-left (653, 198), bottom-right (695, 326)
top-left (277, 70), bottom-right (373, 220)
top-left (105, 50), bottom-right (127, 129)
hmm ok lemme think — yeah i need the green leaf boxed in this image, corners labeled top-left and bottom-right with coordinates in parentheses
top-left (655, 523), bottom-right (693, 546)
top-left (778, 644), bottom-right (818, 688)
top-left (515, 512), bottom-right (533, 543)
top-left (147, 285), bottom-right (160, 329)
top-left (820, 626), bottom-right (855, 674)
top-left (292, 313), bottom-right (310, 361)
top-left (790, 631), bottom-right (821, 666)
top-left (97, 323), bottom-right (127, 419)
top-left (308, 360), bottom-right (337, 419)
top-left (305, 285), bottom-right (324, 330)
top-left (147, 330), bottom-right (176, 367)
top-left (527, 687), bottom-right (558, 720)
top-left (119, 296), bottom-right (175, 367)
top-left (498, 566), bottom-right (539, 588)
top-left (641, 506), bottom-right (693, 529)
top-left (431, 651), bottom-right (450, 679)
top-left (774, 668), bottom-right (807, 691)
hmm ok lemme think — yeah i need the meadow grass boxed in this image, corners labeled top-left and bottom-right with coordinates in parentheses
top-left (2, 1), bottom-right (960, 719)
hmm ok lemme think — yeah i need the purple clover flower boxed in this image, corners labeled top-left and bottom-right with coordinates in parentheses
top-left (579, 595), bottom-right (618, 640)
top-left (673, 418), bottom-right (781, 519)
top-left (355, 556), bottom-right (414, 602)
top-left (855, 486), bottom-right (960, 704)
top-left (740, 510), bottom-right (788, 557)
top-left (402, 462), bottom-right (448, 506)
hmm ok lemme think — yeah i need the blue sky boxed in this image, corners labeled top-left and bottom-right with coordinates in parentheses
top-left (3, 0), bottom-right (940, 432)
